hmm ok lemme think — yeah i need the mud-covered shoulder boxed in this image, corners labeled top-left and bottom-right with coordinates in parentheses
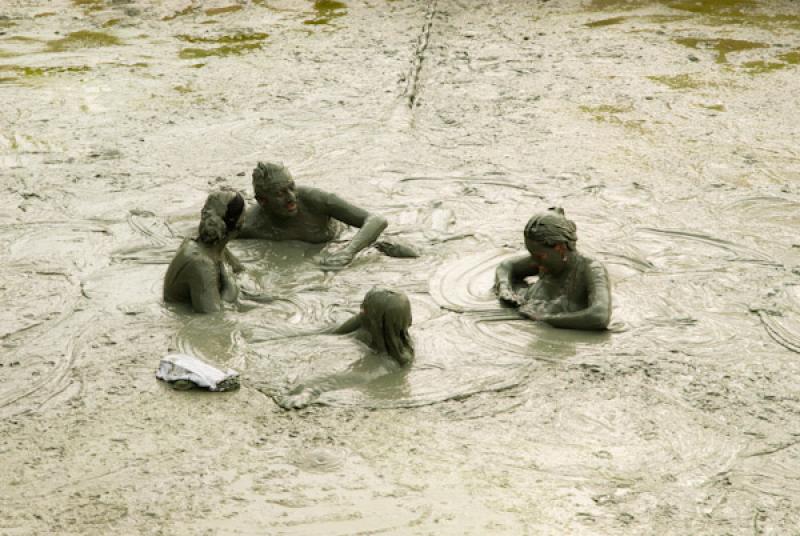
top-left (239, 203), bottom-right (266, 238)
top-left (582, 255), bottom-right (611, 288)
top-left (297, 186), bottom-right (332, 213)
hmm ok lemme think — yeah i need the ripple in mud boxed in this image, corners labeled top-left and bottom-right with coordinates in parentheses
top-left (543, 388), bottom-right (742, 488)
top-left (429, 248), bottom-right (515, 313)
top-left (753, 285), bottom-right (800, 354)
top-left (289, 445), bottom-right (349, 473)
top-left (636, 227), bottom-right (777, 270)
top-left (725, 195), bottom-right (800, 226)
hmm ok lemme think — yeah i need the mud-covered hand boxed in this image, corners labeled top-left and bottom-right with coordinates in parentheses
top-left (320, 248), bottom-right (355, 269)
top-left (496, 282), bottom-right (523, 305)
top-left (519, 301), bottom-right (549, 322)
top-left (275, 386), bottom-right (320, 410)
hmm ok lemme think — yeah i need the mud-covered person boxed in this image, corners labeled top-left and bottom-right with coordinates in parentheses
top-left (494, 207), bottom-right (611, 330)
top-left (163, 190), bottom-right (245, 313)
top-left (277, 286), bottom-right (414, 409)
top-left (238, 161), bottom-right (388, 268)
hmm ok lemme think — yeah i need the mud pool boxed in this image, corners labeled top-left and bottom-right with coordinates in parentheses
top-left (2, 0), bottom-right (800, 533)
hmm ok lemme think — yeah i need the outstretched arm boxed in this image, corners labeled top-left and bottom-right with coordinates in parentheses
top-left (542, 261), bottom-right (611, 330)
top-left (321, 192), bottom-right (388, 267)
top-left (329, 313), bottom-right (362, 335)
top-left (495, 254), bottom-right (538, 305)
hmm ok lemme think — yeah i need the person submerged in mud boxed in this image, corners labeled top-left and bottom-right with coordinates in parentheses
top-left (494, 207), bottom-right (611, 330)
top-left (238, 161), bottom-right (392, 268)
top-left (163, 190), bottom-right (246, 313)
top-left (277, 287), bottom-right (414, 409)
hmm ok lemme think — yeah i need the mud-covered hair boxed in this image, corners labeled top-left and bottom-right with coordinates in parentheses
top-left (198, 190), bottom-right (244, 244)
top-left (361, 287), bottom-right (414, 366)
top-left (524, 207), bottom-right (578, 250)
top-left (252, 161), bottom-right (292, 198)
top-left (223, 192), bottom-right (244, 232)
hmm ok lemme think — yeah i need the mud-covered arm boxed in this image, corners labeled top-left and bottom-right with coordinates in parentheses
top-left (223, 247), bottom-right (245, 273)
top-left (188, 260), bottom-right (223, 313)
top-left (328, 313), bottom-right (362, 335)
top-left (495, 254), bottom-right (538, 304)
top-left (321, 192), bottom-right (388, 265)
top-left (543, 261), bottom-right (611, 330)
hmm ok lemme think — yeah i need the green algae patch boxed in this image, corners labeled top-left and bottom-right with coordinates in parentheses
top-left (34, 12), bottom-right (57, 18)
top-left (588, 0), bottom-right (642, 10)
top-left (741, 61), bottom-right (787, 75)
top-left (174, 84), bottom-right (192, 93)
top-left (163, 6), bottom-right (195, 21)
top-left (699, 103), bottom-right (725, 111)
top-left (779, 51), bottom-right (800, 65)
top-left (179, 42), bottom-right (262, 59)
top-left (102, 19), bottom-right (121, 28)
top-left (176, 33), bottom-right (268, 44)
top-left (0, 64), bottom-right (91, 82)
top-left (579, 104), bottom-right (645, 133)
top-left (580, 104), bottom-right (633, 114)
top-left (73, 0), bottom-right (105, 11)
top-left (304, 0), bottom-right (347, 26)
top-left (585, 16), bottom-right (628, 28)
top-left (6, 36), bottom-right (41, 43)
top-left (667, 0), bottom-right (756, 16)
top-left (648, 74), bottom-right (704, 89)
top-left (175, 31), bottom-right (268, 59)
top-left (674, 37), bottom-right (768, 63)
top-left (698, 14), bottom-right (800, 31)
top-left (740, 50), bottom-right (800, 75)
top-left (47, 31), bottom-right (121, 52)
top-left (204, 5), bottom-right (242, 16)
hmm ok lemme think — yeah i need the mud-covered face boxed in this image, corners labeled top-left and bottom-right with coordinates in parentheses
top-left (525, 238), bottom-right (566, 275)
top-left (257, 178), bottom-right (297, 217)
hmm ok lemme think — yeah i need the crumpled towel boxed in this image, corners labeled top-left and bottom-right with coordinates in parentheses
top-left (156, 353), bottom-right (239, 392)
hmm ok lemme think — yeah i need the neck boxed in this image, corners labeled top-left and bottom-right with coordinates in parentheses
top-left (199, 236), bottom-right (229, 258)
top-left (552, 250), bottom-right (578, 277)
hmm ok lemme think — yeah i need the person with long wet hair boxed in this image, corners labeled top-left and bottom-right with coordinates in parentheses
top-left (238, 161), bottom-right (389, 268)
top-left (163, 190), bottom-right (246, 313)
top-left (494, 207), bottom-right (611, 330)
top-left (277, 286), bottom-right (414, 409)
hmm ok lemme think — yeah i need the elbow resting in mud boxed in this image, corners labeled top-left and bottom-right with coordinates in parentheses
top-left (541, 303), bottom-right (610, 331)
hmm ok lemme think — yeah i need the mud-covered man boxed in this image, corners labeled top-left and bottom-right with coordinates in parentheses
top-left (494, 207), bottom-right (612, 330)
top-left (238, 161), bottom-right (388, 268)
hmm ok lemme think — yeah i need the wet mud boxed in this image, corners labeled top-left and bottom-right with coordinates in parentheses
top-left (2, 0), bottom-right (800, 533)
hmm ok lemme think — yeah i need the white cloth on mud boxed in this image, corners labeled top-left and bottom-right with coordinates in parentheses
top-left (156, 353), bottom-right (239, 391)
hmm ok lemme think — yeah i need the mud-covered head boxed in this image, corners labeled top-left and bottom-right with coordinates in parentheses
top-left (524, 207), bottom-right (577, 274)
top-left (252, 161), bottom-right (298, 217)
top-left (360, 287), bottom-right (414, 365)
top-left (198, 189), bottom-right (245, 244)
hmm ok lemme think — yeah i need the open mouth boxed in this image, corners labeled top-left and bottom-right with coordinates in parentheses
top-left (286, 202), bottom-right (297, 212)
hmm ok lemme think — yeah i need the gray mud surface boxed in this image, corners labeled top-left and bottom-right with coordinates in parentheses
top-left (2, 0), bottom-right (800, 534)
